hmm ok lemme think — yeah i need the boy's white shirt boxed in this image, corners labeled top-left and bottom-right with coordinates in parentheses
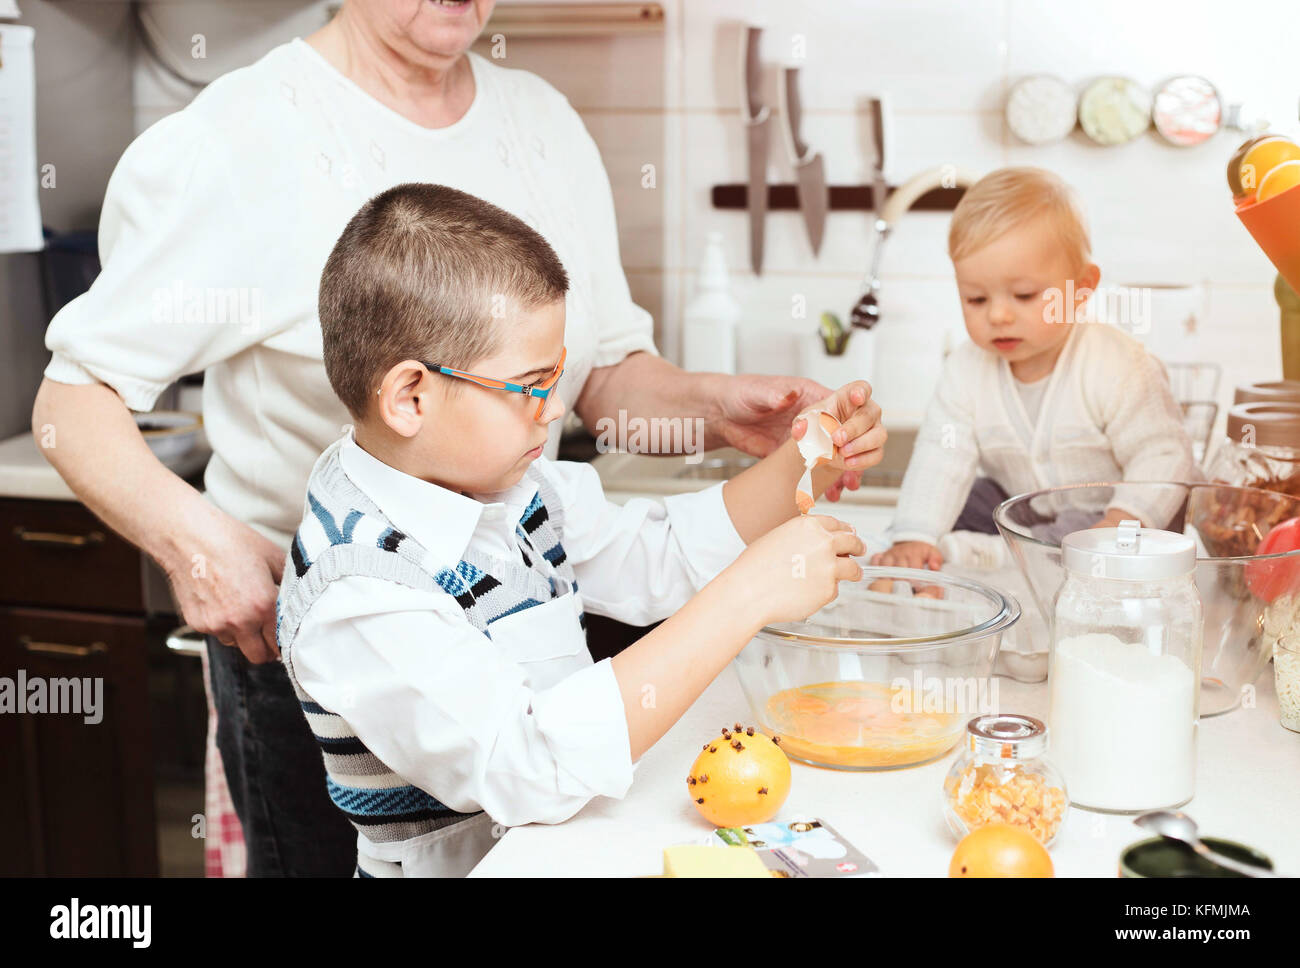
top-left (891, 321), bottom-right (1199, 545)
top-left (291, 429), bottom-right (747, 859)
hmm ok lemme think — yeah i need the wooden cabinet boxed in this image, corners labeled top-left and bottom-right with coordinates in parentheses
top-left (0, 499), bottom-right (145, 613)
top-left (0, 608), bottom-right (156, 875)
top-left (0, 498), bottom-right (199, 876)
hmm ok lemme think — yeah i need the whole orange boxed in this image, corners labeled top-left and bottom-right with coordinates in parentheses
top-left (687, 724), bottom-right (791, 828)
top-left (949, 822), bottom-right (1054, 878)
top-left (1239, 137), bottom-right (1300, 194)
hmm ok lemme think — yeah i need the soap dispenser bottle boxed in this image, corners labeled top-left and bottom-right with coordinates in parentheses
top-left (683, 232), bottom-right (741, 374)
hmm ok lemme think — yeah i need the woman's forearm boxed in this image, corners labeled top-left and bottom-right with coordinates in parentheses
top-left (574, 352), bottom-right (730, 451)
top-left (31, 378), bottom-right (217, 573)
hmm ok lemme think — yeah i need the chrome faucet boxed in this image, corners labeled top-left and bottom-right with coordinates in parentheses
top-left (850, 165), bottom-right (982, 329)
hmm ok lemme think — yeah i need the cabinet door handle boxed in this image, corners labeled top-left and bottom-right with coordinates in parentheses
top-left (19, 636), bottom-right (109, 658)
top-left (165, 625), bottom-right (206, 658)
top-left (12, 526), bottom-right (105, 548)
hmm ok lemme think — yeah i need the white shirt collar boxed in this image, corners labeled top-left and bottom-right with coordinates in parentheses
top-left (338, 428), bottom-right (541, 565)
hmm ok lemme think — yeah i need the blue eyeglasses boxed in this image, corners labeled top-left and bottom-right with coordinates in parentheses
top-left (420, 347), bottom-right (566, 420)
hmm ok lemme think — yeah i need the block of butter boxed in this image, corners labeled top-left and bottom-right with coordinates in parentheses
top-left (662, 845), bottom-right (774, 878)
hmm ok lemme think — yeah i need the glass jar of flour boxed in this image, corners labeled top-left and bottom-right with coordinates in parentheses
top-left (1050, 520), bottom-right (1202, 813)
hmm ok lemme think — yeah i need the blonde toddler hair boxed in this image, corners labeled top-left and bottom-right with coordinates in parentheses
top-left (948, 167), bottom-right (1091, 272)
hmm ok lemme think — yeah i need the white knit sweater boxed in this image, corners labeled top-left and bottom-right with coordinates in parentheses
top-left (891, 322), bottom-right (1199, 545)
top-left (43, 41), bottom-right (656, 549)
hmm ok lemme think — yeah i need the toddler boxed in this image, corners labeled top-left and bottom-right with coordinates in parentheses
top-left (875, 167), bottom-right (1196, 570)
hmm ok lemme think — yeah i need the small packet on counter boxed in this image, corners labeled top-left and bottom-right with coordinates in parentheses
top-left (707, 817), bottom-right (879, 877)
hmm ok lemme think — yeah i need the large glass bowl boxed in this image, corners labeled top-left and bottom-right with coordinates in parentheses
top-left (732, 567), bottom-right (1020, 771)
top-left (994, 482), bottom-right (1300, 717)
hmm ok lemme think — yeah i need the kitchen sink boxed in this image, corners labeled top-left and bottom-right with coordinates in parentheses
top-left (591, 424), bottom-right (917, 502)
top-left (672, 425), bottom-right (915, 488)
top-left (674, 455), bottom-right (757, 480)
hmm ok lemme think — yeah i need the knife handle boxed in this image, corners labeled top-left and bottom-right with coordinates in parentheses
top-left (868, 96), bottom-right (887, 174)
top-left (741, 24), bottom-right (765, 122)
top-left (780, 65), bottom-right (808, 162)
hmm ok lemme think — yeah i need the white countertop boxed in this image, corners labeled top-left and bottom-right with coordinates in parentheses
top-left (0, 431), bottom-right (81, 500)
top-left (470, 665), bottom-right (1300, 877)
top-left (0, 431), bottom-right (209, 501)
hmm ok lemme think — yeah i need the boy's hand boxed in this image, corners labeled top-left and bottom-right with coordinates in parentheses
top-left (791, 380), bottom-right (886, 474)
top-left (870, 541), bottom-right (944, 570)
top-left (730, 514), bottom-right (864, 626)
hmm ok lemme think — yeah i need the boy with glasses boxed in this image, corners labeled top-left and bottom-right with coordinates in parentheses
top-left (278, 183), bottom-right (884, 877)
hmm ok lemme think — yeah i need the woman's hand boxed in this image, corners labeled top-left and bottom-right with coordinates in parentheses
top-left (32, 380), bottom-right (284, 664)
top-left (713, 374), bottom-right (870, 500)
top-left (164, 505), bottom-right (286, 664)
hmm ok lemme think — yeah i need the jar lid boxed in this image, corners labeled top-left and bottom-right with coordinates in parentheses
top-left (1225, 402), bottom-right (1300, 449)
top-left (1062, 520), bottom-right (1196, 580)
top-left (966, 714), bottom-right (1047, 760)
top-left (1234, 380), bottom-right (1300, 406)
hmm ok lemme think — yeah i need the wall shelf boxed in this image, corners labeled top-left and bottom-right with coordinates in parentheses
top-left (710, 183), bottom-right (966, 212)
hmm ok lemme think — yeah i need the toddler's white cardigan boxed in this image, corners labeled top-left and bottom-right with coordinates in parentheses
top-left (890, 321), bottom-right (1199, 545)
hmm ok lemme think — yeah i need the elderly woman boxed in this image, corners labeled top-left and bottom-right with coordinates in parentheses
top-left (33, 0), bottom-right (877, 876)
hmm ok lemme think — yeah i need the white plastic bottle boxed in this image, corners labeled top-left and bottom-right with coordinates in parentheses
top-left (682, 232), bottom-right (741, 374)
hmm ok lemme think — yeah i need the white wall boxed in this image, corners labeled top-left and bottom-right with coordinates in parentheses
top-left (665, 0), bottom-right (1300, 428)
top-left (125, 0), bottom-right (1300, 429)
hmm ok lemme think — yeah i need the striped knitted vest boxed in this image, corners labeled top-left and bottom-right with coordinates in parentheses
top-left (276, 436), bottom-right (583, 877)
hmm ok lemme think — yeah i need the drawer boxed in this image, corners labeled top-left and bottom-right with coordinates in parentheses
top-left (0, 607), bottom-right (157, 875)
top-left (0, 499), bottom-right (144, 612)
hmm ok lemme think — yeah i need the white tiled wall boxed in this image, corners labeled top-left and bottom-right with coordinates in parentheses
top-left (668, 0), bottom-right (1300, 426)
top-left (126, 0), bottom-right (1300, 427)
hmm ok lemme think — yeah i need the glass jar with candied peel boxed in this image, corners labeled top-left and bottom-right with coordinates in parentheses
top-left (942, 714), bottom-right (1068, 847)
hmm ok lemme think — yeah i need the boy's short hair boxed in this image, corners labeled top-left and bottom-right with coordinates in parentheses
top-left (319, 183), bottom-right (569, 419)
top-left (948, 167), bottom-right (1091, 272)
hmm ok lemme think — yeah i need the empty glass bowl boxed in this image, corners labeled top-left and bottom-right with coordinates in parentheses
top-left (732, 567), bottom-right (1020, 771)
top-left (994, 482), bottom-right (1300, 716)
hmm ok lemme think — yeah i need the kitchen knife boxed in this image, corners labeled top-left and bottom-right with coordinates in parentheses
top-left (779, 65), bottom-right (829, 256)
top-left (867, 95), bottom-right (888, 230)
top-left (741, 24), bottom-right (770, 275)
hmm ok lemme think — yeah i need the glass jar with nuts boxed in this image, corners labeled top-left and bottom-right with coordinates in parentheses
top-left (942, 714), bottom-right (1068, 847)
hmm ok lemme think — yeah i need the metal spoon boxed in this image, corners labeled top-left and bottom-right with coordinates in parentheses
top-left (848, 219), bottom-right (889, 330)
top-left (1134, 811), bottom-right (1280, 877)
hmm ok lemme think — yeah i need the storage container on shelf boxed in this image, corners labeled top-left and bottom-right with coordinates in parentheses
top-left (1205, 401), bottom-right (1300, 498)
top-left (1233, 380), bottom-right (1300, 405)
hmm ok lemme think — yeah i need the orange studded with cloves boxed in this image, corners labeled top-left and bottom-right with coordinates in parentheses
top-left (686, 724), bottom-right (791, 828)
